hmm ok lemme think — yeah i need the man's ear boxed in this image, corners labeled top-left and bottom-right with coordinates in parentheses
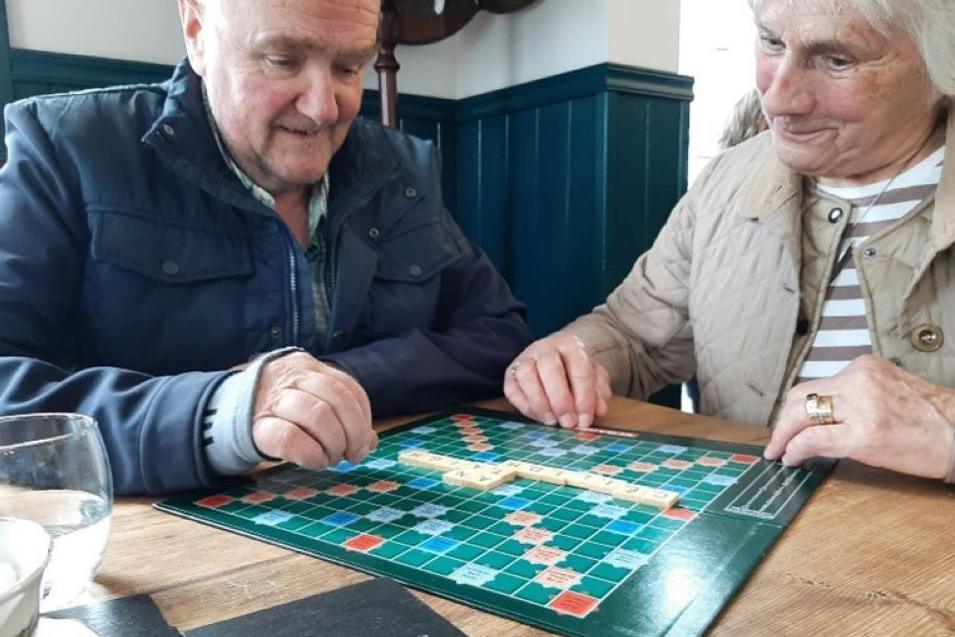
top-left (177, 0), bottom-right (206, 76)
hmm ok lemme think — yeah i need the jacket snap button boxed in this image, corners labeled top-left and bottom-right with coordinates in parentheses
top-left (161, 260), bottom-right (180, 276)
top-left (862, 247), bottom-right (877, 258)
top-left (162, 123), bottom-right (175, 136)
top-left (269, 327), bottom-right (282, 339)
top-left (404, 187), bottom-right (417, 199)
top-left (332, 330), bottom-right (345, 342)
top-left (910, 324), bottom-right (943, 352)
top-left (828, 208), bottom-right (843, 223)
top-left (409, 265), bottom-right (422, 277)
top-left (368, 227), bottom-right (380, 240)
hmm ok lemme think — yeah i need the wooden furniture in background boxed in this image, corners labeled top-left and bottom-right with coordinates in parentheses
top-left (374, 0), bottom-right (538, 127)
top-left (90, 397), bottom-right (955, 635)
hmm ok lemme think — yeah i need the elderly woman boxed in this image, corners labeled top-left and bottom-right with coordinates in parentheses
top-left (504, 0), bottom-right (955, 484)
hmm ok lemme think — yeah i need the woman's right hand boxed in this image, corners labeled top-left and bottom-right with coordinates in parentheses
top-left (503, 333), bottom-right (612, 428)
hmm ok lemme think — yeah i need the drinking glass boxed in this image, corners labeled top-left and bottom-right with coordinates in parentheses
top-left (0, 413), bottom-right (112, 611)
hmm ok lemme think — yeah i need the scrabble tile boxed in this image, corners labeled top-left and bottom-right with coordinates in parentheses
top-left (588, 476), bottom-right (629, 496)
top-left (398, 450), bottom-right (433, 469)
top-left (533, 466), bottom-right (570, 485)
top-left (637, 487), bottom-right (680, 509)
top-left (439, 456), bottom-right (479, 472)
top-left (443, 468), bottom-right (510, 491)
top-left (612, 484), bottom-right (653, 504)
top-left (486, 465), bottom-right (518, 481)
top-left (565, 472), bottom-right (604, 490)
top-left (442, 469), bottom-right (482, 488)
top-left (501, 460), bottom-right (536, 475)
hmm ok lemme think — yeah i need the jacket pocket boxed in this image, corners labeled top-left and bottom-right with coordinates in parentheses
top-left (350, 217), bottom-right (463, 343)
top-left (374, 216), bottom-right (461, 282)
top-left (83, 206), bottom-right (253, 374)
top-left (89, 206), bottom-right (252, 283)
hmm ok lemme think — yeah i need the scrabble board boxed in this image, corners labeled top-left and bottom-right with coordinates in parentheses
top-left (157, 408), bottom-right (832, 637)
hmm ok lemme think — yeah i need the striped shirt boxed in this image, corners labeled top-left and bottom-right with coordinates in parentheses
top-left (795, 146), bottom-right (946, 384)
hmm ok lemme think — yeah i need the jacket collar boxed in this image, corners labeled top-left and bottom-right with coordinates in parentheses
top-left (932, 106), bottom-right (955, 250)
top-left (142, 59), bottom-right (227, 177)
top-left (142, 59), bottom-right (272, 216)
top-left (736, 134), bottom-right (803, 222)
top-left (737, 107), bottom-right (955, 252)
top-left (327, 119), bottom-right (401, 216)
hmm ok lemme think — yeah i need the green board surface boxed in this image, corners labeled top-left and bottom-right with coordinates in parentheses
top-left (157, 408), bottom-right (833, 636)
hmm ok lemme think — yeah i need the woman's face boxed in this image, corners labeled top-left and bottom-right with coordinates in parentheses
top-left (755, 0), bottom-right (942, 186)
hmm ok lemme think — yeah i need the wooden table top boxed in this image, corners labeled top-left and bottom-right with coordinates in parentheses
top-left (89, 397), bottom-right (955, 636)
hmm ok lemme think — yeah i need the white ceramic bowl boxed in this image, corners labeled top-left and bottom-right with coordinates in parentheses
top-left (0, 518), bottom-right (52, 637)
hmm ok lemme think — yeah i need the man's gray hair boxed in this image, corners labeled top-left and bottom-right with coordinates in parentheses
top-left (749, 0), bottom-right (955, 99)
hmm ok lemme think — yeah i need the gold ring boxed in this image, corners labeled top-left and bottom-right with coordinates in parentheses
top-left (804, 392), bottom-right (836, 425)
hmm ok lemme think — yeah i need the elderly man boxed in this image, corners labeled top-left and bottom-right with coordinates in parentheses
top-left (504, 0), bottom-right (955, 484)
top-left (0, 0), bottom-right (530, 495)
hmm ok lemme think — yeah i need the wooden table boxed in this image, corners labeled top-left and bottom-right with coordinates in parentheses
top-left (88, 397), bottom-right (955, 635)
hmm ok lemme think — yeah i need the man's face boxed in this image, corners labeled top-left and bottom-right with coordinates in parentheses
top-left (755, 0), bottom-right (941, 185)
top-left (180, 0), bottom-right (379, 196)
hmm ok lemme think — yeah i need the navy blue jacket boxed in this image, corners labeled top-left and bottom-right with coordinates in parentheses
top-left (0, 61), bottom-right (530, 495)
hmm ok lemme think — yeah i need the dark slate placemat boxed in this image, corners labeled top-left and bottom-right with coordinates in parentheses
top-left (186, 577), bottom-right (468, 637)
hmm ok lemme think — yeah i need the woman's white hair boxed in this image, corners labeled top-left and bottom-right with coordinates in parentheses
top-left (749, 0), bottom-right (955, 99)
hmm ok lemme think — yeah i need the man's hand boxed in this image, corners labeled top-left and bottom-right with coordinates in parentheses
top-left (251, 352), bottom-right (377, 469)
top-left (766, 355), bottom-right (955, 479)
top-left (503, 332), bottom-right (612, 428)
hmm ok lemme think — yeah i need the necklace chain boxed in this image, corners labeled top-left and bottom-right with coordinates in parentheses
top-left (834, 171), bottom-right (901, 265)
top-left (829, 133), bottom-right (944, 266)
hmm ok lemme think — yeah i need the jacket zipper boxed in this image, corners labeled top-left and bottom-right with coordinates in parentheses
top-left (287, 243), bottom-right (299, 345)
top-left (326, 222), bottom-right (336, 305)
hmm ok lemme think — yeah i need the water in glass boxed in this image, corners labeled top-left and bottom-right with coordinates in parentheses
top-left (0, 413), bottom-right (113, 612)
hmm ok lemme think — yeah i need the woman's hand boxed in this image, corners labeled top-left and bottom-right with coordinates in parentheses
top-left (503, 332), bottom-right (612, 428)
top-left (766, 355), bottom-right (955, 479)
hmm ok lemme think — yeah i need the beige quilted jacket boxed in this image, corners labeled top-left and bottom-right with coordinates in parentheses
top-left (567, 109), bottom-right (955, 427)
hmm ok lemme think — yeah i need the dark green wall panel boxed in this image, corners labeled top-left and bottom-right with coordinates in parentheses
top-left (9, 50), bottom-right (173, 88)
top-left (451, 65), bottom-right (693, 408)
top-left (455, 66), bottom-right (693, 337)
top-left (0, 4), bottom-right (12, 110)
top-left (454, 114), bottom-right (510, 271)
top-left (507, 107), bottom-right (541, 302)
top-left (475, 96), bottom-right (605, 335)
top-left (565, 96), bottom-right (601, 309)
top-left (476, 115), bottom-right (509, 272)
